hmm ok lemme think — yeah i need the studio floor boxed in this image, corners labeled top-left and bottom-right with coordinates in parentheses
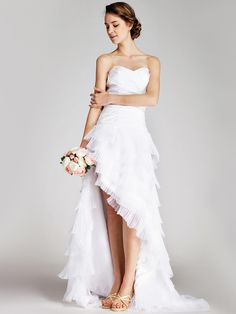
top-left (0, 263), bottom-right (228, 314)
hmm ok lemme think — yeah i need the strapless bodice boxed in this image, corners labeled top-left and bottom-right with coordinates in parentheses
top-left (106, 65), bottom-right (150, 112)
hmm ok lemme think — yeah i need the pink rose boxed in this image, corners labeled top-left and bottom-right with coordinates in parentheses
top-left (74, 156), bottom-right (79, 163)
top-left (65, 165), bottom-right (72, 174)
top-left (74, 166), bottom-right (86, 177)
top-left (85, 155), bottom-right (95, 166)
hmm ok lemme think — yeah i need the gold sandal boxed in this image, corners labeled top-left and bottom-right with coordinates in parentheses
top-left (111, 292), bottom-right (133, 312)
top-left (101, 292), bottom-right (118, 309)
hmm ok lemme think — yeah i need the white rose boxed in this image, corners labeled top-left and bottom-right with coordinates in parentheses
top-left (62, 156), bottom-right (71, 167)
top-left (77, 148), bottom-right (88, 157)
top-left (70, 161), bottom-right (79, 172)
top-left (78, 157), bottom-right (87, 168)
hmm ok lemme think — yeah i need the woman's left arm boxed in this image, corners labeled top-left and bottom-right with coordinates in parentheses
top-left (89, 56), bottom-right (161, 108)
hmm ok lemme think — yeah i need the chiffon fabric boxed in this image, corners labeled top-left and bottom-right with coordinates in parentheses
top-left (58, 65), bottom-right (211, 312)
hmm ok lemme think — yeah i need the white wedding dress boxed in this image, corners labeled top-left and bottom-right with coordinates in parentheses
top-left (58, 65), bottom-right (211, 312)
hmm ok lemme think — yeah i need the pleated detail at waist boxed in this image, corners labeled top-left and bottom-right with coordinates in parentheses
top-left (97, 104), bottom-right (146, 127)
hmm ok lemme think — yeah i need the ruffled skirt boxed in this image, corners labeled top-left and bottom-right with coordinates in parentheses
top-left (58, 105), bottom-right (211, 312)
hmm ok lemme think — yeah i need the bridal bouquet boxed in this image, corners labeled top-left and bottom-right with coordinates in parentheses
top-left (60, 146), bottom-right (96, 176)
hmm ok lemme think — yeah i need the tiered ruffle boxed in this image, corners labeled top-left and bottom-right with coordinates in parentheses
top-left (58, 107), bottom-right (210, 312)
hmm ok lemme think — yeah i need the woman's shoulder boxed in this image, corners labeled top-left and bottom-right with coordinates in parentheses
top-left (147, 54), bottom-right (161, 65)
top-left (95, 53), bottom-right (113, 67)
top-left (96, 53), bottom-right (112, 68)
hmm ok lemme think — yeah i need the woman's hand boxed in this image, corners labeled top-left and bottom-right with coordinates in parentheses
top-left (89, 87), bottom-right (111, 108)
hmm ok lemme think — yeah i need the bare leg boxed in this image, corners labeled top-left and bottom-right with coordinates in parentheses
top-left (100, 188), bottom-right (125, 307)
top-left (112, 219), bottom-right (141, 309)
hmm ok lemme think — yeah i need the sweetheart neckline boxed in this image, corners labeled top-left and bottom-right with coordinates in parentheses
top-left (111, 65), bottom-right (149, 72)
top-left (107, 65), bottom-right (150, 80)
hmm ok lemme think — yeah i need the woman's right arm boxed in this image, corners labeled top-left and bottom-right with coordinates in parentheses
top-left (79, 54), bottom-right (111, 148)
top-left (79, 106), bottom-right (102, 148)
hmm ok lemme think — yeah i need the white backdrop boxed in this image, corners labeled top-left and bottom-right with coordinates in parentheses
top-left (0, 1), bottom-right (235, 313)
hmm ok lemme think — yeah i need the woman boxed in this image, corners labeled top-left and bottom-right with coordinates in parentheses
top-left (58, 2), bottom-right (211, 312)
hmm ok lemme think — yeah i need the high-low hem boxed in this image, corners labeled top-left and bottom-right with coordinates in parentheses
top-left (58, 122), bottom-right (210, 312)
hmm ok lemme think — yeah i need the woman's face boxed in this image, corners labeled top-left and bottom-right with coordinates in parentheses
top-left (104, 13), bottom-right (132, 43)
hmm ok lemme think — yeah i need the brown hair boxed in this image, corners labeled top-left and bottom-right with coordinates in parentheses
top-left (105, 2), bottom-right (142, 40)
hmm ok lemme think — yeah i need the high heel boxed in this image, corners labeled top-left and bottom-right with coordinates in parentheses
top-left (111, 290), bottom-right (134, 312)
top-left (101, 292), bottom-right (118, 309)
